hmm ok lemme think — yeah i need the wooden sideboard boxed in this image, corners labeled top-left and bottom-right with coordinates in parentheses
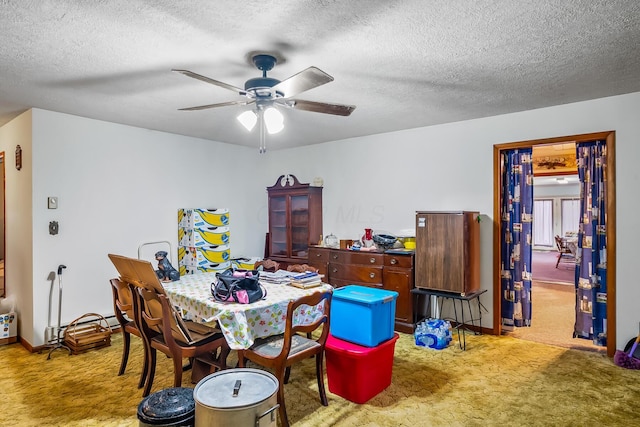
top-left (307, 246), bottom-right (415, 333)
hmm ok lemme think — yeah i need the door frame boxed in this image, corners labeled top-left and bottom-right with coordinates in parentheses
top-left (493, 131), bottom-right (616, 357)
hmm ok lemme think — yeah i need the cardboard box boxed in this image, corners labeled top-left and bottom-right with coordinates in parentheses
top-left (178, 209), bottom-right (230, 228)
top-left (178, 226), bottom-right (230, 247)
top-left (330, 285), bottom-right (397, 347)
top-left (326, 333), bottom-right (399, 403)
top-left (178, 245), bottom-right (231, 267)
top-left (231, 257), bottom-right (262, 270)
top-left (179, 261), bottom-right (231, 276)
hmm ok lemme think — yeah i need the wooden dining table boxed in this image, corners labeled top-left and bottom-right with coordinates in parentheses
top-left (162, 272), bottom-right (333, 350)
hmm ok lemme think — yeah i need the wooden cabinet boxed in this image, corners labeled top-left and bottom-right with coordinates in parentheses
top-left (267, 174), bottom-right (322, 265)
top-left (308, 246), bottom-right (415, 333)
top-left (383, 252), bottom-right (415, 328)
top-left (415, 211), bottom-right (480, 295)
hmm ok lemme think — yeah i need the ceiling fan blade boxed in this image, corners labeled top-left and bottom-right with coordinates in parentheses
top-left (290, 99), bottom-right (355, 116)
top-left (271, 67), bottom-right (334, 98)
top-left (178, 100), bottom-right (254, 111)
top-left (172, 69), bottom-right (247, 95)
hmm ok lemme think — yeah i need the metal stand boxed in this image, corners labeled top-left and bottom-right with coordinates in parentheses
top-left (45, 265), bottom-right (71, 359)
top-left (412, 288), bottom-right (488, 350)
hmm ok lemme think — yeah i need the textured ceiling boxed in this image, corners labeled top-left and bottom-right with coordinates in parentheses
top-left (1, 1), bottom-right (639, 151)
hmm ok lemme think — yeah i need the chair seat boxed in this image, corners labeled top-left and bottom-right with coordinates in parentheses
top-left (152, 326), bottom-right (223, 347)
top-left (250, 334), bottom-right (320, 359)
top-left (183, 321), bottom-right (221, 340)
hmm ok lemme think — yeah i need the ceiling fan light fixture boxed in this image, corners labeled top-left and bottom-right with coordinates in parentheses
top-left (237, 110), bottom-right (257, 131)
top-left (264, 107), bottom-right (284, 134)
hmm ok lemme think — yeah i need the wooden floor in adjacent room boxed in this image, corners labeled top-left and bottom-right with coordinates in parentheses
top-left (505, 250), bottom-right (605, 353)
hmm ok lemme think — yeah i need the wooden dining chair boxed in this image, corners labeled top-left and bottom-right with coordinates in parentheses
top-left (286, 264), bottom-right (319, 273)
top-left (109, 278), bottom-right (147, 389)
top-left (238, 291), bottom-right (332, 427)
top-left (254, 259), bottom-right (280, 272)
top-left (554, 235), bottom-right (574, 268)
top-left (131, 284), bottom-right (230, 397)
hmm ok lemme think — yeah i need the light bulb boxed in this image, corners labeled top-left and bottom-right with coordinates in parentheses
top-left (264, 107), bottom-right (284, 134)
top-left (237, 110), bottom-right (257, 131)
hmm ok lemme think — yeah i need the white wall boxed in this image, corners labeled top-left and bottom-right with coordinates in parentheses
top-left (27, 109), bottom-right (268, 345)
top-left (263, 91), bottom-right (640, 346)
top-left (3, 90), bottom-right (640, 348)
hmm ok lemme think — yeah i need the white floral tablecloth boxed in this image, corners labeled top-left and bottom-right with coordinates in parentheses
top-left (163, 272), bottom-right (333, 350)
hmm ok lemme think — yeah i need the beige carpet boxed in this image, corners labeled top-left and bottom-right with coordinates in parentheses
top-left (1, 330), bottom-right (638, 426)
top-left (506, 281), bottom-right (604, 352)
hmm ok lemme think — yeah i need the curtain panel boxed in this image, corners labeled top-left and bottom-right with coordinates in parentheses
top-left (500, 149), bottom-right (533, 327)
top-left (574, 140), bottom-right (607, 346)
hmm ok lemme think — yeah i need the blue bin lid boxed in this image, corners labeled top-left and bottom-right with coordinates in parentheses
top-left (333, 285), bottom-right (398, 305)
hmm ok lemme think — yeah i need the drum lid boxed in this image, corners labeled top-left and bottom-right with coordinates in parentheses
top-left (194, 368), bottom-right (278, 409)
top-left (137, 387), bottom-right (195, 423)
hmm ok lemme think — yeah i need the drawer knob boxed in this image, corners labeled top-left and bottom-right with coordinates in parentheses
top-left (390, 258), bottom-right (397, 265)
top-left (332, 254), bottom-right (338, 260)
top-left (316, 253), bottom-right (322, 257)
top-left (332, 268), bottom-right (338, 273)
top-left (370, 257), bottom-right (376, 264)
top-left (369, 272), bottom-right (375, 279)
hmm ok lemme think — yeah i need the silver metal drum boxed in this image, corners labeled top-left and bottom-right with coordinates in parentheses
top-left (193, 368), bottom-right (279, 427)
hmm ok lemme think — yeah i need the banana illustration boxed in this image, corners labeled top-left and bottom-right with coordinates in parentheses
top-left (194, 228), bottom-right (230, 245)
top-left (197, 261), bottom-right (231, 272)
top-left (197, 246), bottom-right (231, 263)
top-left (197, 210), bottom-right (230, 226)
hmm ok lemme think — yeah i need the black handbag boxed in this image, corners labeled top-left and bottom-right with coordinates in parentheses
top-left (211, 269), bottom-right (266, 304)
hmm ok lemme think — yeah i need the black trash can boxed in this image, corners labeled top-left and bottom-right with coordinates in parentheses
top-left (137, 387), bottom-right (195, 427)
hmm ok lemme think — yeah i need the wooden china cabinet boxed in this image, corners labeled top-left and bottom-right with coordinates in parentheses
top-left (266, 174), bottom-right (323, 265)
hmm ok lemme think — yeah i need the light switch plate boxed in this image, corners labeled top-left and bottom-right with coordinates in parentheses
top-left (48, 197), bottom-right (58, 209)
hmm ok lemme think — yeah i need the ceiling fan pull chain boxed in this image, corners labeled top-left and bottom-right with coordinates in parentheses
top-left (259, 110), bottom-right (266, 154)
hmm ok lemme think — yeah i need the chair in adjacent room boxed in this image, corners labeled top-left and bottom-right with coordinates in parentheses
top-left (110, 278), bottom-right (147, 388)
top-left (237, 291), bottom-right (332, 427)
top-left (132, 284), bottom-right (230, 397)
top-left (254, 259), bottom-right (280, 272)
top-left (554, 235), bottom-right (575, 268)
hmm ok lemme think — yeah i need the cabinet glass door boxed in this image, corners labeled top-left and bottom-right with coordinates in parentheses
top-left (270, 196), bottom-right (288, 256)
top-left (290, 195), bottom-right (310, 257)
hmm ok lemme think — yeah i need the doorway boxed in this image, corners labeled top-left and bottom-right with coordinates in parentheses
top-left (493, 131), bottom-right (616, 357)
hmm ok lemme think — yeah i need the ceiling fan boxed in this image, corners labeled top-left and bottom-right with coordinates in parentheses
top-left (173, 54), bottom-right (356, 152)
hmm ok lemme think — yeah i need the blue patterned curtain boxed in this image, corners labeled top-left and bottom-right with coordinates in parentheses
top-left (500, 148), bottom-right (534, 327)
top-left (574, 140), bottom-right (607, 346)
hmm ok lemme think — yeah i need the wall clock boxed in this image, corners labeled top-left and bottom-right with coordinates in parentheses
top-left (15, 145), bottom-right (22, 170)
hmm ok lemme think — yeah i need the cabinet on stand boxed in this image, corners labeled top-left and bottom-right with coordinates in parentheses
top-left (414, 211), bottom-right (483, 349)
top-left (415, 211), bottom-right (480, 295)
top-left (266, 174), bottom-right (323, 266)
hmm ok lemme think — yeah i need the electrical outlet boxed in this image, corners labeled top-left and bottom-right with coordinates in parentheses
top-left (49, 221), bottom-right (59, 235)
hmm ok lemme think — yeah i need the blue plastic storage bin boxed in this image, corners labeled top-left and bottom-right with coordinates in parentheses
top-left (330, 285), bottom-right (398, 347)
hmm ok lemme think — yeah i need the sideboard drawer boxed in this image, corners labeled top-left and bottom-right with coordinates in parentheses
top-left (384, 253), bottom-right (413, 268)
top-left (328, 263), bottom-right (383, 283)
top-left (308, 247), bottom-right (330, 262)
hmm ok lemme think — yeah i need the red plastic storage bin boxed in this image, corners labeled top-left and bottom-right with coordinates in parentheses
top-left (325, 332), bottom-right (399, 404)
